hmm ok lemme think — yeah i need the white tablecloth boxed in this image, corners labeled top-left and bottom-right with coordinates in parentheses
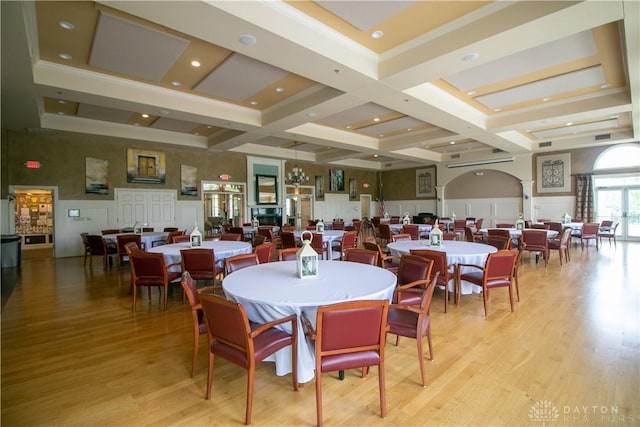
top-left (223, 261), bottom-right (397, 383)
top-left (147, 240), bottom-right (252, 270)
top-left (479, 228), bottom-right (558, 239)
top-left (387, 240), bottom-right (497, 295)
top-left (103, 232), bottom-right (168, 251)
top-left (389, 223), bottom-right (432, 235)
top-left (293, 230), bottom-right (344, 260)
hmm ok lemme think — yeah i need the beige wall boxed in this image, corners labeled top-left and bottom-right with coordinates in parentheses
top-left (445, 170), bottom-right (522, 199)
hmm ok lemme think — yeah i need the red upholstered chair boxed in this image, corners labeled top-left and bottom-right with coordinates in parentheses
top-left (220, 233), bottom-right (242, 242)
top-left (344, 248), bottom-right (378, 266)
top-left (443, 232), bottom-right (458, 241)
top-left (395, 255), bottom-right (433, 307)
top-left (129, 252), bottom-right (181, 311)
top-left (224, 253), bottom-right (259, 275)
top-left (257, 226), bottom-right (275, 242)
top-left (332, 231), bottom-right (357, 260)
top-left (575, 222), bottom-right (599, 249)
top-left (331, 221), bottom-right (345, 230)
top-left (387, 274), bottom-right (438, 386)
top-left (116, 234), bottom-right (142, 264)
top-left (486, 235), bottom-right (510, 251)
top-left (455, 250), bottom-right (519, 317)
top-left (278, 247), bottom-right (299, 261)
top-left (254, 242), bottom-right (276, 264)
top-left (464, 226), bottom-right (483, 243)
top-left (378, 223), bottom-right (392, 248)
top-left (172, 235), bottom-right (191, 243)
top-left (167, 230), bottom-right (185, 243)
top-left (163, 227), bottom-right (179, 232)
top-left (199, 293), bottom-right (298, 425)
top-left (303, 300), bottom-right (389, 426)
top-left (362, 241), bottom-right (400, 275)
top-left (402, 224), bottom-right (420, 240)
top-left (85, 234), bottom-right (117, 267)
top-left (180, 248), bottom-right (223, 286)
top-left (311, 233), bottom-right (328, 260)
top-left (279, 231), bottom-right (297, 249)
top-left (180, 272), bottom-right (208, 377)
top-left (410, 249), bottom-right (453, 312)
top-left (488, 228), bottom-right (518, 249)
top-left (548, 227), bottom-right (572, 265)
top-left (101, 228), bottom-right (120, 235)
top-left (391, 233), bottom-right (412, 242)
top-left (520, 229), bottom-right (549, 267)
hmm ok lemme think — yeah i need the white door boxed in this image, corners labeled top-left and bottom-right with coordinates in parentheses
top-left (360, 194), bottom-right (371, 219)
top-left (116, 189), bottom-right (176, 231)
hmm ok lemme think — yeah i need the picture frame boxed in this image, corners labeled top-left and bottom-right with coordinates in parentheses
top-left (256, 174), bottom-right (278, 205)
top-left (126, 148), bottom-right (166, 184)
top-left (537, 153), bottom-right (571, 193)
top-left (85, 157), bottom-right (109, 194)
top-left (349, 178), bottom-right (357, 200)
top-left (315, 175), bottom-right (325, 200)
top-left (181, 165), bottom-right (198, 196)
top-left (416, 166), bottom-right (436, 198)
top-left (329, 168), bottom-right (344, 191)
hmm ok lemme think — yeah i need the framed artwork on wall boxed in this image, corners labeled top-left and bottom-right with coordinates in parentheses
top-left (85, 157), bottom-right (109, 195)
top-left (349, 178), bottom-right (357, 200)
top-left (315, 175), bottom-right (325, 200)
top-left (329, 168), bottom-right (344, 191)
top-left (126, 148), bottom-right (166, 184)
top-left (537, 153), bottom-right (571, 193)
top-left (416, 166), bottom-right (436, 198)
top-left (181, 164), bottom-right (198, 196)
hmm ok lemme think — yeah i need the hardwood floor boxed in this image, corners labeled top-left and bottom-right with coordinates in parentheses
top-left (2, 241), bottom-right (638, 426)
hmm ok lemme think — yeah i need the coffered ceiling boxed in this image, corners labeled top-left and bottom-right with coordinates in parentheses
top-left (2, 1), bottom-right (638, 170)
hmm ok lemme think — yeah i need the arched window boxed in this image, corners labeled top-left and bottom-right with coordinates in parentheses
top-left (594, 144), bottom-right (640, 170)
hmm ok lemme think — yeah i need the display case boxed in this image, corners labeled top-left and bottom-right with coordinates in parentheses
top-left (14, 193), bottom-right (54, 249)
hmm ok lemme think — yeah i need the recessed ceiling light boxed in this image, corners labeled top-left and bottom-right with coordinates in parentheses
top-left (467, 90), bottom-right (476, 96)
top-left (171, 81), bottom-right (181, 87)
top-left (600, 83), bottom-right (611, 89)
top-left (373, 118), bottom-right (380, 122)
top-left (373, 154), bottom-right (379, 158)
top-left (275, 87), bottom-right (284, 93)
top-left (238, 34), bottom-right (257, 45)
top-left (141, 113), bottom-right (149, 118)
top-left (58, 21), bottom-right (74, 30)
top-left (461, 52), bottom-right (479, 62)
top-left (346, 125), bottom-right (352, 129)
top-left (371, 30), bottom-right (384, 39)
top-left (307, 112), bottom-right (317, 118)
top-left (407, 128), bottom-right (412, 132)
top-left (250, 101), bottom-right (258, 105)
top-left (57, 100), bottom-right (66, 104)
top-left (450, 141), bottom-right (456, 145)
top-left (191, 60), bottom-right (201, 67)
top-left (494, 108), bottom-right (502, 112)
top-left (379, 134), bottom-right (384, 137)
top-left (610, 115), bottom-right (619, 119)
top-left (566, 122), bottom-right (574, 126)
top-left (58, 53), bottom-right (72, 60)
top-left (542, 97), bottom-right (552, 102)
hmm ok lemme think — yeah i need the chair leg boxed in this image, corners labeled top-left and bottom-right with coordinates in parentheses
top-left (245, 367), bottom-right (255, 425)
top-left (205, 353), bottom-right (214, 400)
top-left (316, 372), bottom-right (324, 427)
top-left (378, 363), bottom-right (387, 418)
top-left (417, 336), bottom-right (426, 387)
top-left (191, 330), bottom-right (199, 378)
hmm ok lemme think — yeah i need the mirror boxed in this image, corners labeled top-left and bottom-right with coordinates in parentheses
top-left (256, 175), bottom-right (277, 205)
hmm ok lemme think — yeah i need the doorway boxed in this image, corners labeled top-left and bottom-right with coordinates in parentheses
top-left (9, 186), bottom-right (55, 257)
top-left (285, 186), bottom-right (313, 229)
top-left (594, 176), bottom-right (640, 241)
top-left (202, 182), bottom-right (246, 236)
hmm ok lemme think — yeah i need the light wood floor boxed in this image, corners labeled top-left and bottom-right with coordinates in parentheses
top-left (2, 241), bottom-right (638, 426)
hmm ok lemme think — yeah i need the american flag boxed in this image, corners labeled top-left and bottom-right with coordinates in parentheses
top-left (378, 187), bottom-right (386, 217)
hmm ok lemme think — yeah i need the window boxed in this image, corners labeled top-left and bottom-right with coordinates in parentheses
top-left (594, 145), bottom-right (640, 170)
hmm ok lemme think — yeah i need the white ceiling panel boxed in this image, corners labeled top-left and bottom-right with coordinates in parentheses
top-left (76, 103), bottom-right (131, 123)
top-left (151, 117), bottom-right (199, 133)
top-left (321, 103), bottom-right (395, 126)
top-left (357, 116), bottom-right (426, 136)
top-left (315, 1), bottom-right (416, 30)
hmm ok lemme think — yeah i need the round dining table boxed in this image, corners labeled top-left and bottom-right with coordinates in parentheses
top-left (222, 260), bottom-right (397, 383)
top-left (147, 240), bottom-right (252, 270)
top-left (479, 228), bottom-right (558, 239)
top-left (389, 223), bottom-right (432, 235)
top-left (387, 240), bottom-right (497, 295)
top-left (293, 230), bottom-right (345, 260)
top-left (102, 231), bottom-right (168, 251)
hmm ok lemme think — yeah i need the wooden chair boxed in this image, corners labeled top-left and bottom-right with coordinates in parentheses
top-left (257, 226), bottom-right (275, 243)
top-left (495, 223), bottom-right (514, 228)
top-left (453, 220), bottom-right (467, 236)
top-left (362, 241), bottom-right (400, 275)
top-left (278, 247), bottom-right (299, 261)
top-left (520, 229), bottom-right (549, 267)
top-left (343, 248), bottom-right (378, 266)
top-left (279, 231), bottom-right (297, 249)
top-left (220, 233), bottom-right (242, 242)
top-left (486, 235), bottom-right (510, 251)
top-left (251, 234), bottom-right (267, 247)
top-left (180, 272), bottom-right (208, 377)
top-left (443, 232), bottom-right (458, 241)
top-left (402, 224), bottom-right (420, 240)
top-left (395, 255), bottom-right (433, 307)
top-left (331, 221), bottom-right (344, 230)
top-left (165, 230), bottom-right (185, 244)
top-left (574, 222), bottom-right (599, 249)
top-left (311, 233), bottom-right (328, 260)
top-left (85, 234), bottom-right (116, 267)
top-left (129, 252), bottom-right (181, 311)
top-left (488, 228), bottom-right (518, 249)
top-left (142, 227), bottom-right (154, 232)
top-left (409, 249), bottom-right (453, 312)
top-left (387, 274), bottom-right (438, 386)
top-left (455, 250), bottom-right (518, 317)
top-left (464, 226), bottom-right (483, 243)
top-left (172, 235), bottom-right (191, 243)
top-left (254, 242), bottom-right (276, 264)
top-left (224, 253), bottom-right (258, 275)
top-left (101, 229), bottom-right (120, 235)
top-left (163, 227), bottom-right (179, 232)
top-left (199, 293), bottom-right (298, 425)
top-left (116, 234), bottom-right (142, 264)
top-left (391, 233), bottom-right (412, 242)
top-left (598, 222), bottom-right (619, 246)
top-left (548, 227), bottom-right (572, 265)
top-left (302, 300), bottom-right (389, 427)
top-left (378, 223), bottom-right (392, 248)
top-left (332, 231), bottom-right (357, 260)
top-left (180, 248), bottom-right (223, 286)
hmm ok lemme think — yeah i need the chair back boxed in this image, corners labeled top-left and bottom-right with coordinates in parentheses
top-left (332, 221), bottom-right (345, 230)
top-left (252, 234), bottom-right (267, 247)
top-left (224, 253), bottom-right (258, 275)
top-left (167, 230), bottom-right (184, 243)
top-left (344, 248), bottom-right (378, 266)
top-left (278, 247), bottom-right (299, 261)
top-left (378, 223), bottom-right (392, 240)
top-left (531, 223), bottom-right (550, 230)
top-left (101, 229), bottom-right (120, 235)
top-left (86, 234), bottom-right (107, 255)
top-left (581, 222), bottom-right (599, 237)
top-left (229, 226), bottom-right (244, 235)
top-left (464, 227), bottom-right (477, 242)
top-left (181, 248), bottom-right (216, 278)
top-left (402, 224), bottom-right (420, 240)
top-left (495, 223), bottom-right (514, 228)
top-left (391, 233), bottom-right (412, 242)
top-left (443, 232), bottom-right (457, 241)
top-left (254, 242), bottom-right (275, 264)
top-left (257, 226), bottom-right (274, 242)
top-left (390, 216), bottom-right (400, 224)
top-left (397, 255), bottom-right (433, 287)
top-left (163, 227), bottom-right (179, 232)
top-left (453, 220), bottom-right (466, 232)
top-left (521, 229), bottom-right (548, 249)
top-left (81, 232), bottom-right (90, 248)
top-left (310, 233), bottom-right (325, 256)
top-left (172, 235), bottom-right (190, 243)
top-left (124, 241), bottom-right (141, 255)
top-left (486, 235), bottom-right (510, 250)
top-left (117, 234), bottom-right (142, 256)
top-left (199, 294), bottom-right (251, 361)
top-left (220, 233), bottom-right (242, 241)
top-left (280, 231), bottom-right (297, 249)
top-left (340, 231), bottom-right (357, 251)
top-left (130, 252), bottom-right (167, 279)
top-left (409, 249), bottom-right (449, 282)
top-left (599, 220), bottom-right (613, 229)
top-left (484, 250), bottom-right (518, 283)
top-left (546, 222), bottom-right (563, 233)
top-left (474, 218), bottom-right (484, 229)
top-left (488, 228), bottom-right (511, 239)
top-left (181, 271), bottom-right (201, 310)
top-left (362, 241), bottom-right (387, 269)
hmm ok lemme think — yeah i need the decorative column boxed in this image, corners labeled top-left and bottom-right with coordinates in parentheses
top-left (521, 180), bottom-right (534, 221)
top-left (435, 184), bottom-right (446, 217)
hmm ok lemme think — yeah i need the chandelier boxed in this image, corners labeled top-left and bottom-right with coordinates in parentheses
top-left (285, 142), bottom-right (309, 186)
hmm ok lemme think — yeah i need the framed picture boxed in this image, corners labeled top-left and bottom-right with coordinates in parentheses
top-left (85, 157), bottom-right (109, 194)
top-left (181, 164), bottom-right (198, 196)
top-left (537, 153), bottom-right (571, 193)
top-left (315, 175), bottom-right (325, 200)
top-left (416, 166), bottom-right (436, 198)
top-left (329, 168), bottom-right (344, 191)
top-left (126, 148), bottom-right (166, 184)
top-left (349, 178), bottom-right (357, 200)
